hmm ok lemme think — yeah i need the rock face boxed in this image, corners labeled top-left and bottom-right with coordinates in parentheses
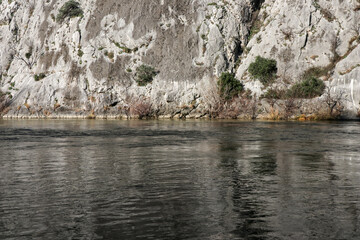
top-left (0, 0), bottom-right (359, 119)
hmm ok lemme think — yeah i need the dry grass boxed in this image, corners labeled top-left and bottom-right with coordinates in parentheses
top-left (43, 110), bottom-right (51, 116)
top-left (54, 103), bottom-right (61, 110)
top-left (87, 109), bottom-right (96, 119)
top-left (24, 103), bottom-right (31, 110)
top-left (103, 105), bottom-right (110, 111)
top-left (89, 96), bottom-right (96, 103)
top-left (266, 108), bottom-right (281, 120)
top-left (281, 28), bottom-right (293, 41)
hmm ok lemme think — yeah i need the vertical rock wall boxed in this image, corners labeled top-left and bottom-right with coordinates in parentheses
top-left (0, 0), bottom-right (359, 119)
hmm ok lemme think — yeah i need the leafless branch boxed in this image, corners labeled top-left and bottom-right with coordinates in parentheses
top-left (323, 86), bottom-right (347, 118)
top-left (10, 43), bottom-right (40, 70)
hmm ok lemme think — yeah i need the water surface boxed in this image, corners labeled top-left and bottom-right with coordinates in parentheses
top-left (0, 120), bottom-right (360, 239)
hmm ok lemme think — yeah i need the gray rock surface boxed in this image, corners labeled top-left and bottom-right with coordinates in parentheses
top-left (0, 0), bottom-right (359, 119)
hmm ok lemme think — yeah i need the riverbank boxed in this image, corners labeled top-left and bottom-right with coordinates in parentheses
top-left (1, 94), bottom-right (359, 120)
top-left (1, 112), bottom-right (359, 121)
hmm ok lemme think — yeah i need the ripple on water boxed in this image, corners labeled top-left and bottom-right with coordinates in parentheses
top-left (0, 120), bottom-right (360, 239)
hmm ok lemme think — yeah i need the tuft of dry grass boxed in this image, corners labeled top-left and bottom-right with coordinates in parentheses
top-left (54, 103), bottom-right (61, 111)
top-left (24, 103), bottom-right (31, 110)
top-left (43, 110), bottom-right (51, 116)
top-left (87, 109), bottom-right (96, 119)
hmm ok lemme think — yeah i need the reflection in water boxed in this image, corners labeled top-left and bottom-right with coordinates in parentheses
top-left (0, 120), bottom-right (360, 239)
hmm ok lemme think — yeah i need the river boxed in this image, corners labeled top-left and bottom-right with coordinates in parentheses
top-left (0, 120), bottom-right (360, 239)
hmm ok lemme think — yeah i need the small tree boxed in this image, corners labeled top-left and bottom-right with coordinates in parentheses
top-left (218, 72), bottom-right (244, 100)
top-left (10, 44), bottom-right (39, 70)
top-left (248, 56), bottom-right (277, 85)
top-left (135, 65), bottom-right (158, 86)
top-left (323, 86), bottom-right (346, 118)
top-left (56, 0), bottom-right (83, 23)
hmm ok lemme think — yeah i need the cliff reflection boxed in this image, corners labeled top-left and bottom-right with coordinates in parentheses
top-left (0, 120), bottom-right (360, 239)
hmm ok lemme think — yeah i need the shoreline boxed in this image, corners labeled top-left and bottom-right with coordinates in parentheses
top-left (1, 114), bottom-right (359, 121)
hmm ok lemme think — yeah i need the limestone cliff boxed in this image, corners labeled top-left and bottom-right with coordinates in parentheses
top-left (0, 0), bottom-right (359, 119)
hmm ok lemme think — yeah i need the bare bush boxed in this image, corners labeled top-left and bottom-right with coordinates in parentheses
top-left (202, 81), bottom-right (260, 119)
top-left (129, 97), bottom-right (153, 119)
top-left (10, 44), bottom-right (40, 70)
top-left (0, 94), bottom-right (11, 115)
top-left (281, 28), bottom-right (293, 41)
top-left (322, 86), bottom-right (347, 118)
top-left (283, 98), bottom-right (303, 120)
top-left (201, 82), bottom-right (224, 118)
top-left (217, 100), bottom-right (241, 119)
top-left (249, 95), bottom-right (259, 120)
top-left (217, 93), bottom-right (260, 119)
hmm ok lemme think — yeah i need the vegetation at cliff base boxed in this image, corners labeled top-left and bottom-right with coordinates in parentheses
top-left (218, 72), bottom-right (244, 100)
top-left (248, 56), bottom-right (277, 85)
top-left (135, 65), bottom-right (158, 86)
top-left (56, 0), bottom-right (83, 23)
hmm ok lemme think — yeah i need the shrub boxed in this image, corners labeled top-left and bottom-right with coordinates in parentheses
top-left (248, 56), bottom-right (277, 85)
top-left (56, 0), bottom-right (83, 23)
top-left (135, 65), bottom-right (158, 86)
top-left (34, 73), bottom-right (46, 81)
top-left (25, 52), bottom-right (32, 59)
top-left (249, 19), bottom-right (262, 40)
top-left (218, 72), bottom-right (244, 100)
top-left (288, 77), bottom-right (325, 98)
top-left (107, 51), bottom-right (114, 59)
top-left (302, 67), bottom-right (327, 80)
top-left (262, 88), bottom-right (286, 99)
top-left (120, 46), bottom-right (132, 54)
top-left (77, 49), bottom-right (84, 57)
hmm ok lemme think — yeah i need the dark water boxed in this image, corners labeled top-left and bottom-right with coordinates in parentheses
top-left (0, 120), bottom-right (360, 240)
